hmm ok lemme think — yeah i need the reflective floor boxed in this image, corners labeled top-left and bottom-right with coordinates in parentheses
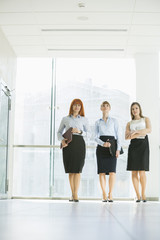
top-left (0, 199), bottom-right (160, 240)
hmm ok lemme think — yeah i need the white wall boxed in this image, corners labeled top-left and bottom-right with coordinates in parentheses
top-left (135, 53), bottom-right (160, 200)
top-left (0, 28), bottom-right (16, 89)
top-left (0, 27), bottom-right (17, 198)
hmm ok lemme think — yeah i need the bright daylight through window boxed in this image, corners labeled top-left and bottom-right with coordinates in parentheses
top-left (13, 58), bottom-right (136, 199)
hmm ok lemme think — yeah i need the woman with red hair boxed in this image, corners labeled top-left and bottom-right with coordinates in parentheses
top-left (57, 99), bottom-right (89, 202)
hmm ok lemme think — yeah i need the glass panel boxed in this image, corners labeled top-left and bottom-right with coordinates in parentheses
top-left (0, 88), bottom-right (9, 195)
top-left (13, 147), bottom-right (51, 197)
top-left (54, 58), bottom-right (136, 198)
top-left (14, 58), bottom-right (52, 145)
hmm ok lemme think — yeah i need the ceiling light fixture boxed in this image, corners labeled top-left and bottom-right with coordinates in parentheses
top-left (48, 49), bottom-right (124, 52)
top-left (42, 29), bottom-right (127, 32)
top-left (78, 2), bottom-right (85, 8)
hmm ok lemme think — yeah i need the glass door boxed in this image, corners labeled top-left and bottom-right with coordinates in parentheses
top-left (0, 82), bottom-right (10, 198)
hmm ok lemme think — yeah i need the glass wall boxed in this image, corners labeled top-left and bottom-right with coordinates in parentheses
top-left (14, 58), bottom-right (53, 145)
top-left (13, 58), bottom-right (136, 198)
top-left (13, 58), bottom-right (53, 197)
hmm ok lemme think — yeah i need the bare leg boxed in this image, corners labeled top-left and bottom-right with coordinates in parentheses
top-left (99, 173), bottom-right (107, 200)
top-left (139, 171), bottom-right (147, 200)
top-left (132, 171), bottom-right (141, 200)
top-left (69, 173), bottom-right (74, 198)
top-left (108, 172), bottom-right (116, 200)
top-left (73, 173), bottom-right (81, 200)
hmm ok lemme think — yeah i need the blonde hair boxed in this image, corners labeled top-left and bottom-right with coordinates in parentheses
top-left (101, 101), bottom-right (111, 108)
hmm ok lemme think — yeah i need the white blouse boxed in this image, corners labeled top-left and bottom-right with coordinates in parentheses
top-left (130, 118), bottom-right (146, 139)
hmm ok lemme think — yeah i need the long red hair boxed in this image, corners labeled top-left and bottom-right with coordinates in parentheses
top-left (69, 99), bottom-right (85, 116)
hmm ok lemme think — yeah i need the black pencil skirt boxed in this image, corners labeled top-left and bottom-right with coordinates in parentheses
top-left (96, 136), bottom-right (117, 175)
top-left (127, 135), bottom-right (149, 171)
top-left (62, 135), bottom-right (86, 173)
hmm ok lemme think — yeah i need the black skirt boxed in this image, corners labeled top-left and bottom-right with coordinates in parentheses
top-left (96, 136), bottom-right (117, 175)
top-left (127, 135), bottom-right (149, 171)
top-left (62, 135), bottom-right (86, 173)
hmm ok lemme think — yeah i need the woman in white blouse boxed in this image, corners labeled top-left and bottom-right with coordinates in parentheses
top-left (57, 99), bottom-right (89, 202)
top-left (95, 101), bottom-right (122, 202)
top-left (125, 102), bottom-right (151, 202)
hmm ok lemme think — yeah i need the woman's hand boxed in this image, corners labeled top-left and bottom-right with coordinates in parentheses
top-left (103, 142), bottom-right (111, 147)
top-left (116, 150), bottom-right (120, 158)
top-left (126, 130), bottom-right (137, 139)
top-left (71, 128), bottom-right (81, 134)
top-left (130, 130), bottom-right (138, 136)
top-left (125, 133), bottom-right (131, 139)
top-left (61, 139), bottom-right (68, 148)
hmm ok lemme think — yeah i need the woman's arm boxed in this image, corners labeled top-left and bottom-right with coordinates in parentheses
top-left (125, 118), bottom-right (151, 140)
top-left (125, 122), bottom-right (143, 140)
top-left (82, 117), bottom-right (90, 138)
top-left (135, 117), bottom-right (152, 135)
top-left (114, 118), bottom-right (122, 151)
top-left (130, 132), bottom-right (145, 139)
top-left (94, 121), bottom-right (105, 146)
top-left (125, 122), bottom-right (131, 140)
top-left (57, 117), bottom-right (65, 141)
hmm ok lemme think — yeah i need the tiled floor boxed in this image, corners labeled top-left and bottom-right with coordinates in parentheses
top-left (0, 199), bottom-right (160, 240)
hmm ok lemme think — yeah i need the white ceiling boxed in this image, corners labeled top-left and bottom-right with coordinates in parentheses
top-left (0, 0), bottom-right (160, 57)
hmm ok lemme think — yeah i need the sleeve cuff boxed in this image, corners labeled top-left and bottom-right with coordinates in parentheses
top-left (117, 144), bottom-right (121, 151)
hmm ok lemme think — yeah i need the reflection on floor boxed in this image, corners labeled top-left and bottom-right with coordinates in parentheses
top-left (0, 199), bottom-right (160, 240)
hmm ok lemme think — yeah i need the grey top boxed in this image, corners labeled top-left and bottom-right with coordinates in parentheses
top-left (57, 115), bottom-right (90, 141)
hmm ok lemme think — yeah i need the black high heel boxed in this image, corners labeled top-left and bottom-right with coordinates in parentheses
top-left (69, 196), bottom-right (74, 202)
top-left (108, 194), bottom-right (113, 202)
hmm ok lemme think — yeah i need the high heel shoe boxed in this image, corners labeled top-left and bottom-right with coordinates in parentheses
top-left (136, 199), bottom-right (141, 202)
top-left (142, 199), bottom-right (147, 202)
top-left (69, 196), bottom-right (74, 202)
top-left (108, 194), bottom-right (113, 202)
top-left (108, 199), bottom-right (113, 202)
top-left (102, 199), bottom-right (107, 202)
top-left (73, 194), bottom-right (79, 202)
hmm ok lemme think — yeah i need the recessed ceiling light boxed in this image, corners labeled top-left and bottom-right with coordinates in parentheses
top-left (78, 2), bottom-right (85, 8)
top-left (77, 16), bottom-right (88, 21)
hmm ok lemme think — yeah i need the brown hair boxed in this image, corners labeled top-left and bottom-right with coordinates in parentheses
top-left (101, 101), bottom-right (111, 109)
top-left (69, 99), bottom-right (85, 116)
top-left (130, 102), bottom-right (144, 120)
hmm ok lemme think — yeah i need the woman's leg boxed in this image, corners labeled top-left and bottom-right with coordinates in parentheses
top-left (108, 172), bottom-right (116, 200)
top-left (132, 171), bottom-right (141, 200)
top-left (139, 171), bottom-right (147, 200)
top-left (73, 173), bottom-right (81, 200)
top-left (99, 173), bottom-right (107, 200)
top-left (69, 173), bottom-right (74, 198)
